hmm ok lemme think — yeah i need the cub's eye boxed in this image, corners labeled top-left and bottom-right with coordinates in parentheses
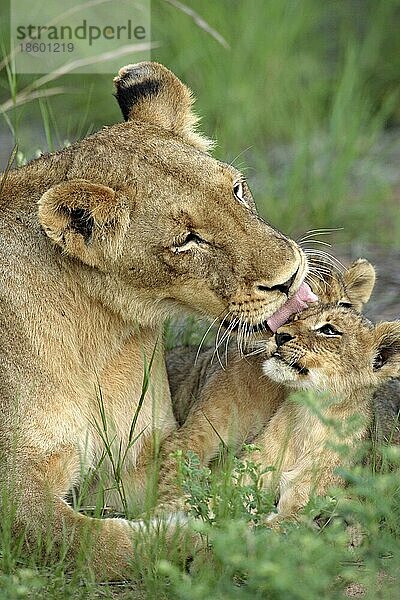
top-left (316, 323), bottom-right (342, 336)
top-left (233, 181), bottom-right (248, 206)
top-left (338, 301), bottom-right (352, 308)
top-left (172, 232), bottom-right (205, 254)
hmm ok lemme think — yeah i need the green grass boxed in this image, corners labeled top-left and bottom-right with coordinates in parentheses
top-left (1, 393), bottom-right (400, 599)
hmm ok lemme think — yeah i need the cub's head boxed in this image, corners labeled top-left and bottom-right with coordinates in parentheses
top-left (38, 62), bottom-right (306, 329)
top-left (307, 258), bottom-right (376, 312)
top-left (263, 306), bottom-right (400, 396)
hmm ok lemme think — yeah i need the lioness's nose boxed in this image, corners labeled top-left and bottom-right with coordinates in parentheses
top-left (255, 269), bottom-right (298, 297)
top-left (275, 332), bottom-right (294, 347)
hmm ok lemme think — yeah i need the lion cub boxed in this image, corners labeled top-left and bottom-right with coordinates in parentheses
top-left (252, 305), bottom-right (400, 524)
top-left (157, 260), bottom-right (376, 504)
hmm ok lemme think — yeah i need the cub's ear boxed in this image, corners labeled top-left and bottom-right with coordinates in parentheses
top-left (113, 61), bottom-right (213, 152)
top-left (344, 258), bottom-right (376, 311)
top-left (373, 321), bottom-right (400, 378)
top-left (38, 179), bottom-right (130, 268)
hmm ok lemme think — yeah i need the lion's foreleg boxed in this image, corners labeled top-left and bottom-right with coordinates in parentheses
top-left (0, 448), bottom-right (148, 580)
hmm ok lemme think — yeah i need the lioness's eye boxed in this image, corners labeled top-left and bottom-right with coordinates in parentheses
top-left (172, 232), bottom-right (204, 253)
top-left (338, 301), bottom-right (352, 308)
top-left (233, 182), bottom-right (247, 206)
top-left (317, 323), bottom-right (342, 336)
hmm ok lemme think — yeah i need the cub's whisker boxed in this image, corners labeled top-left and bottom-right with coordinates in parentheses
top-left (244, 344), bottom-right (267, 357)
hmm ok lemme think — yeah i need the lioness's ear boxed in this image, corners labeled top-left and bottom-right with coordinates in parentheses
top-left (38, 179), bottom-right (130, 268)
top-left (344, 258), bottom-right (376, 311)
top-left (373, 321), bottom-right (400, 377)
top-left (113, 61), bottom-right (213, 152)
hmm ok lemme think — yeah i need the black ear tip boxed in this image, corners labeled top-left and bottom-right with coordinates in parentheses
top-left (113, 63), bottom-right (151, 90)
top-left (113, 62), bottom-right (165, 121)
top-left (114, 78), bottom-right (161, 121)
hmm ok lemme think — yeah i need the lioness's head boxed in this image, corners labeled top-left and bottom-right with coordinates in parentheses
top-left (38, 62), bottom-right (307, 330)
top-left (263, 305), bottom-right (400, 396)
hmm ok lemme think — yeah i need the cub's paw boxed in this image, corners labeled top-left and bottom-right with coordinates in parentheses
top-left (261, 511), bottom-right (284, 530)
top-left (259, 511), bottom-right (299, 531)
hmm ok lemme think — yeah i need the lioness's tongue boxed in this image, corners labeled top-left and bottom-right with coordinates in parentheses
top-left (266, 282), bottom-right (318, 333)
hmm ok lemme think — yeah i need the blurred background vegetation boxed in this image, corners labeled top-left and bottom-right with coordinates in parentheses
top-left (1, 0), bottom-right (400, 245)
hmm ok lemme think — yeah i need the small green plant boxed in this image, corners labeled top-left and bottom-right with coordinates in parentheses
top-left (157, 441), bottom-right (400, 600)
top-left (169, 446), bottom-right (275, 527)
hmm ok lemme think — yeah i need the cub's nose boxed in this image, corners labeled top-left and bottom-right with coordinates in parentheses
top-left (275, 332), bottom-right (294, 347)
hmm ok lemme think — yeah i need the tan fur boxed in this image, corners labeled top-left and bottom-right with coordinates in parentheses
top-left (307, 257), bottom-right (376, 312)
top-left (159, 260), bottom-right (375, 503)
top-left (167, 259), bottom-right (376, 424)
top-left (252, 307), bottom-right (400, 524)
top-left (0, 62), bottom-right (307, 579)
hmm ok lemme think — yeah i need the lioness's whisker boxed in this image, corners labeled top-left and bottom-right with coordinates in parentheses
top-left (309, 264), bottom-right (331, 276)
top-left (236, 319), bottom-right (245, 358)
top-left (228, 145), bottom-right (253, 169)
top-left (299, 239), bottom-right (332, 248)
top-left (306, 248), bottom-right (344, 267)
top-left (243, 321), bottom-right (251, 353)
top-left (212, 311), bottom-right (233, 370)
top-left (214, 319), bottom-right (236, 366)
top-left (213, 321), bottom-right (226, 369)
top-left (307, 272), bottom-right (332, 292)
top-left (306, 258), bottom-right (334, 275)
top-left (307, 265), bottom-right (332, 285)
top-left (240, 320), bottom-right (254, 357)
top-left (224, 319), bottom-right (239, 367)
top-left (303, 248), bottom-right (345, 273)
top-left (236, 320), bottom-right (242, 356)
top-left (308, 269), bottom-right (332, 282)
top-left (217, 315), bottom-right (237, 350)
top-left (296, 227), bottom-right (343, 243)
top-left (195, 313), bottom-right (223, 365)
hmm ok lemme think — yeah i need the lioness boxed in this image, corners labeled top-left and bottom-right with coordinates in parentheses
top-left (0, 62), bottom-right (308, 578)
top-left (253, 305), bottom-right (400, 524)
top-left (159, 259), bottom-right (376, 502)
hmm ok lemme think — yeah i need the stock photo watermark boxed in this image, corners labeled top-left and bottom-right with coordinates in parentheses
top-left (10, 0), bottom-right (152, 74)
